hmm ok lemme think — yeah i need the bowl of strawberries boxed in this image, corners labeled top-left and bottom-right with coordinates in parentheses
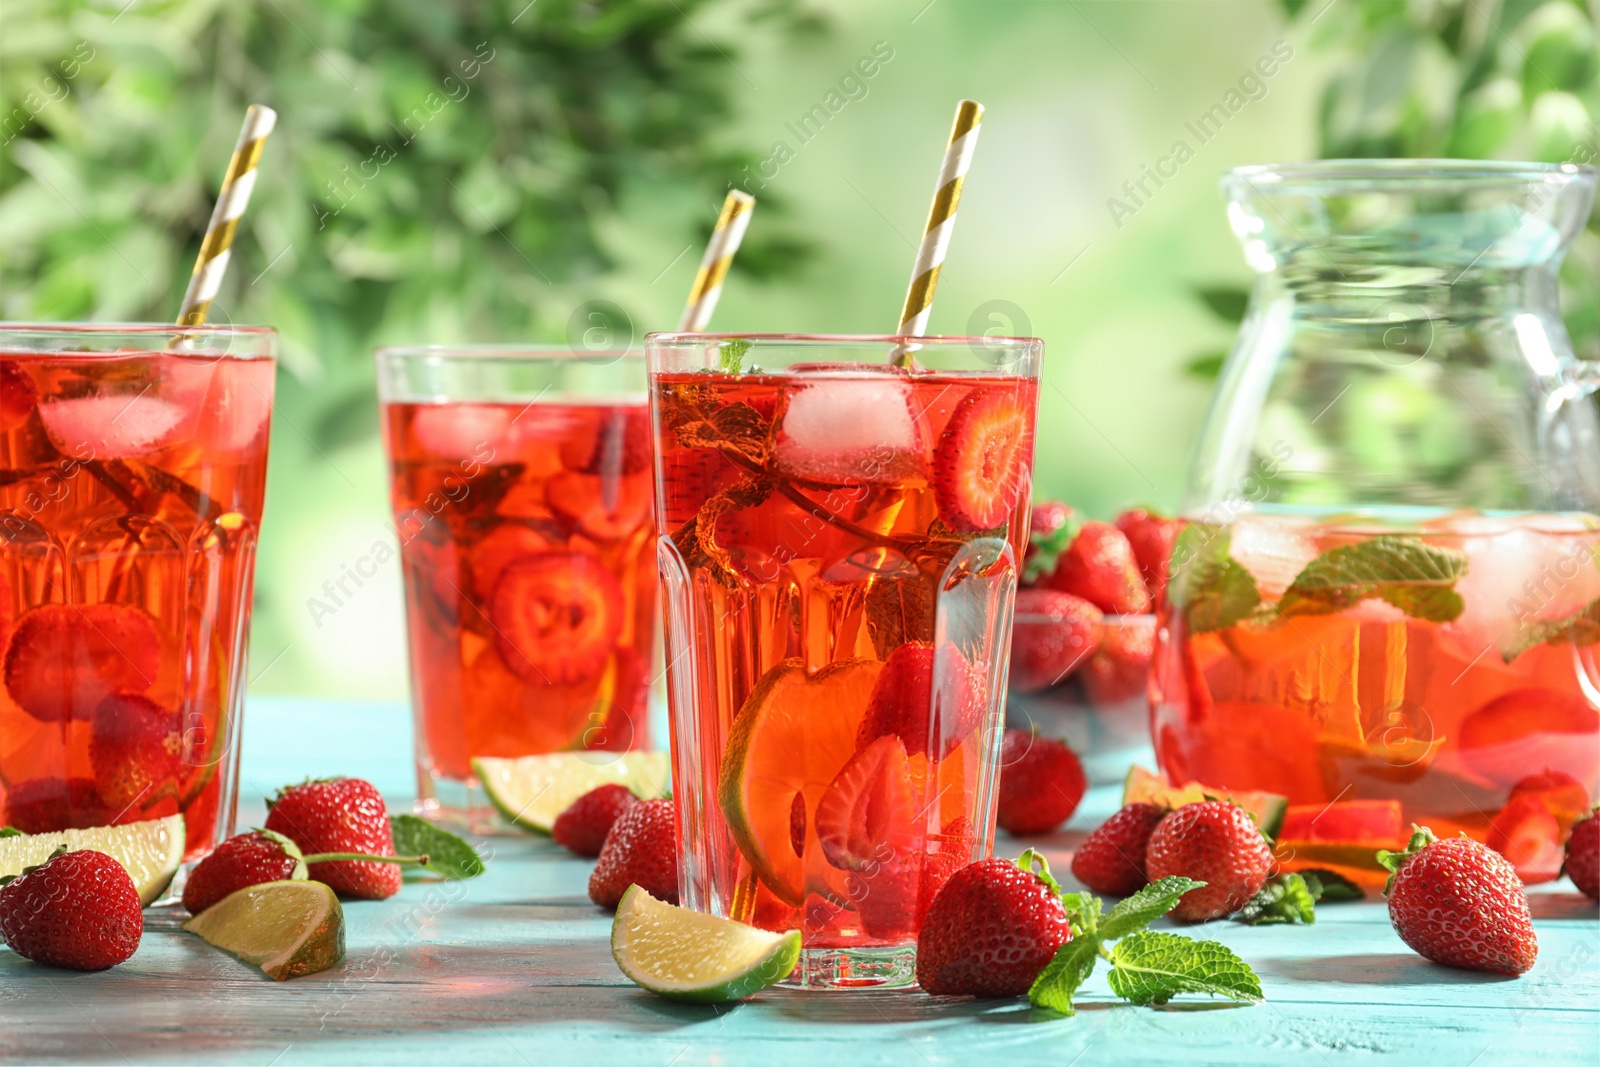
top-left (1006, 502), bottom-right (1183, 782)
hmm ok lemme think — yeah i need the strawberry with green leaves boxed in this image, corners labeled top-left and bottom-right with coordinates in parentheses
top-left (1379, 826), bottom-right (1537, 975)
top-left (1144, 800), bottom-right (1275, 922)
top-left (0, 849), bottom-right (143, 971)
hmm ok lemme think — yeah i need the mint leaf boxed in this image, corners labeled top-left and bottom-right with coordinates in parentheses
top-left (1234, 873), bottom-right (1317, 925)
top-left (718, 337), bottom-right (752, 374)
top-left (0, 827), bottom-right (20, 838)
top-left (1106, 931), bottom-right (1263, 1006)
top-left (1022, 515), bottom-right (1080, 585)
top-left (390, 814), bottom-right (485, 880)
top-left (1503, 598), bottom-right (1600, 663)
top-left (1277, 536), bottom-right (1467, 622)
top-left (1100, 876), bottom-right (1206, 940)
top-left (1299, 868), bottom-right (1363, 902)
top-left (1058, 891), bottom-right (1102, 939)
top-left (1028, 935), bottom-right (1101, 1015)
top-left (1168, 523), bottom-right (1260, 633)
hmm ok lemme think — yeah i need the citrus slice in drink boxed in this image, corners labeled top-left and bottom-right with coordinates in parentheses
top-left (1122, 764), bottom-right (1288, 839)
top-left (718, 657), bottom-right (882, 905)
top-left (611, 885), bottom-right (800, 1002)
top-left (472, 751), bottom-right (670, 833)
top-left (0, 813), bottom-right (184, 906)
top-left (182, 879), bottom-right (345, 981)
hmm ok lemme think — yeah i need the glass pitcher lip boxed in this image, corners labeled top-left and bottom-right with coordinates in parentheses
top-left (1225, 158), bottom-right (1597, 194)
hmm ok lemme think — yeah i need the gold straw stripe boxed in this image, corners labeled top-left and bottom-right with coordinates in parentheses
top-left (899, 265), bottom-right (941, 327)
top-left (679, 189), bottom-right (755, 331)
top-left (949, 99), bottom-right (982, 143)
top-left (224, 136), bottom-right (269, 188)
top-left (177, 301), bottom-right (212, 327)
top-left (195, 216), bottom-right (241, 266)
top-left (176, 104), bottom-right (277, 327)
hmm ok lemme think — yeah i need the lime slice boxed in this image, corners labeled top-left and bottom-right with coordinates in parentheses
top-left (473, 751), bottom-right (670, 833)
top-left (182, 879), bottom-right (345, 981)
top-left (611, 885), bottom-right (800, 1002)
top-left (0, 814), bottom-right (184, 906)
top-left (1123, 765), bottom-right (1288, 840)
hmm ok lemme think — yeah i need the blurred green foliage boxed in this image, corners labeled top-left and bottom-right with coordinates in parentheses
top-left (0, 0), bottom-right (817, 445)
top-left (1187, 0), bottom-right (1600, 377)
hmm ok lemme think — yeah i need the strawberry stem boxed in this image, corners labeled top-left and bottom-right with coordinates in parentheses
top-left (302, 852), bottom-right (430, 866)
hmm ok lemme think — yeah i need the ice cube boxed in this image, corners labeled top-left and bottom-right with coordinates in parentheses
top-left (38, 395), bottom-right (186, 459)
top-left (772, 377), bottom-right (924, 485)
top-left (411, 403), bottom-right (515, 461)
top-left (1226, 514), bottom-right (1320, 599)
top-left (1448, 513), bottom-right (1600, 652)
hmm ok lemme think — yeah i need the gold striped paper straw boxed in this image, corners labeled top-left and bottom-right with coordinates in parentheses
top-left (678, 190), bottom-right (755, 331)
top-left (890, 99), bottom-right (984, 366)
top-left (176, 104), bottom-right (278, 326)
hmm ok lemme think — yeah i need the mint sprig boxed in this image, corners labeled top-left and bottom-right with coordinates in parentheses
top-left (718, 337), bottom-right (753, 374)
top-left (390, 814), bottom-right (486, 880)
top-left (1026, 868), bottom-right (1263, 1015)
top-left (1234, 873), bottom-right (1319, 925)
top-left (1502, 597), bottom-right (1600, 663)
top-left (1168, 523), bottom-right (1260, 633)
top-left (1276, 536), bottom-right (1467, 622)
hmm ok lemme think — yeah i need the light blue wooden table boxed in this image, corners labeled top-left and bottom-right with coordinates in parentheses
top-left (3, 697), bottom-right (1597, 1066)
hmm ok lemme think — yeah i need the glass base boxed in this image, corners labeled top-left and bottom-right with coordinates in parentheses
top-left (785, 946), bottom-right (918, 990)
top-left (413, 772), bottom-right (513, 836)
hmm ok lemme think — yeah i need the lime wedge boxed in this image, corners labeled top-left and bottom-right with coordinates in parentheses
top-left (0, 814), bottom-right (184, 906)
top-left (1123, 765), bottom-right (1288, 840)
top-left (473, 751), bottom-right (670, 833)
top-left (182, 880), bottom-right (345, 981)
top-left (611, 885), bottom-right (800, 1002)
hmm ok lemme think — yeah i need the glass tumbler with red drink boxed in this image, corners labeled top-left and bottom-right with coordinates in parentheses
top-left (0, 324), bottom-right (275, 869)
top-left (649, 333), bottom-right (1042, 988)
top-left (376, 346), bottom-right (656, 831)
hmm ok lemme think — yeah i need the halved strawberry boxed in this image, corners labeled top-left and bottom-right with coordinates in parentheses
top-left (1, 776), bottom-right (119, 834)
top-left (559, 406), bottom-right (652, 475)
top-left (1487, 792), bottom-right (1564, 884)
top-left (855, 642), bottom-right (986, 762)
top-left (1508, 770), bottom-right (1590, 834)
top-left (3, 604), bottom-right (162, 722)
top-left (1081, 614), bottom-right (1156, 707)
top-left (0, 361), bottom-right (37, 429)
top-left (468, 523), bottom-right (553, 602)
top-left (932, 390), bottom-right (1034, 533)
top-left (89, 692), bottom-right (183, 809)
top-left (815, 735), bottom-right (920, 873)
top-left (489, 552), bottom-right (623, 684)
top-left (38, 394), bottom-right (186, 459)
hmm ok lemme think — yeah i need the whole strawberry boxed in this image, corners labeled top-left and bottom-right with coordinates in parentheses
top-left (1039, 520), bottom-right (1151, 615)
top-left (1009, 589), bottom-right (1103, 693)
top-left (589, 797), bottom-right (678, 910)
top-left (1145, 801), bottom-right (1273, 921)
top-left (996, 731), bottom-right (1086, 836)
top-left (183, 830), bottom-right (307, 915)
top-left (1566, 808), bottom-right (1599, 901)
top-left (0, 849), bottom-right (142, 970)
top-left (856, 642), bottom-right (986, 760)
top-left (265, 777), bottom-right (402, 900)
top-left (1071, 802), bottom-right (1167, 897)
top-left (1081, 615), bottom-right (1155, 708)
top-left (1381, 826), bottom-right (1537, 975)
top-left (1114, 508), bottom-right (1184, 605)
top-left (552, 784), bottom-right (638, 857)
top-left (916, 854), bottom-right (1072, 996)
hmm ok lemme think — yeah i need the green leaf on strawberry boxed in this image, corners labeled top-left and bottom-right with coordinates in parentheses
top-left (0, 827), bottom-right (20, 838)
top-left (1027, 935), bottom-right (1100, 1016)
top-left (390, 815), bottom-right (485, 880)
top-left (1105, 930), bottom-right (1263, 1006)
top-left (1501, 597), bottom-right (1600, 663)
top-left (1100, 876), bottom-right (1206, 940)
top-left (1299, 868), bottom-right (1363, 902)
top-left (1022, 514), bottom-right (1081, 585)
top-left (1168, 523), bottom-right (1260, 633)
top-left (1276, 536), bottom-right (1467, 623)
top-left (1234, 872), bottom-right (1318, 925)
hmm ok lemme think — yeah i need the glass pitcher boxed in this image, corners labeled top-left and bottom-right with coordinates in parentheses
top-left (1152, 160), bottom-right (1600, 885)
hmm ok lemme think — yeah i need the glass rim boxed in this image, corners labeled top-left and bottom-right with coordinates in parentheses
top-left (0, 321), bottom-right (275, 337)
top-left (647, 331), bottom-right (1042, 348)
top-left (376, 344), bottom-right (644, 361)
top-left (1225, 158), bottom-right (1598, 194)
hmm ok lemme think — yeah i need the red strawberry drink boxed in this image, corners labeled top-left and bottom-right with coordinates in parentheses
top-left (377, 347), bottom-right (655, 828)
top-left (0, 324), bottom-right (275, 862)
top-left (649, 333), bottom-right (1042, 988)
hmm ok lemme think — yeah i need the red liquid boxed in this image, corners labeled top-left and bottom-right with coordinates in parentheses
top-left (654, 367), bottom-right (1037, 955)
top-left (0, 351), bottom-right (273, 859)
top-left (383, 399), bottom-right (656, 784)
top-left (1152, 513), bottom-right (1600, 883)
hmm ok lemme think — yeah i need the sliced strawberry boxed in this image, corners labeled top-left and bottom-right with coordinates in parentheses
top-left (1114, 507), bottom-right (1184, 605)
top-left (1009, 589), bottom-right (1103, 693)
top-left (932, 389), bottom-right (1034, 533)
top-left (38, 394), bottom-right (186, 459)
top-left (815, 735), bottom-right (919, 873)
top-left (3, 603), bottom-right (162, 722)
top-left (559, 406), bottom-right (652, 475)
top-left (545, 469), bottom-right (652, 541)
top-left (1, 777), bottom-right (118, 834)
top-left (468, 523), bottom-right (554, 602)
top-left (1487, 793), bottom-right (1564, 885)
top-left (855, 642), bottom-right (986, 762)
top-left (490, 551), bottom-right (623, 684)
top-left (1039, 520), bottom-right (1151, 614)
top-left (0, 361), bottom-right (37, 429)
top-left (89, 692), bottom-right (182, 809)
top-left (658, 448), bottom-right (739, 527)
top-left (1459, 688), bottom-right (1600, 785)
top-left (1081, 614), bottom-right (1156, 707)
top-left (1508, 770), bottom-right (1591, 834)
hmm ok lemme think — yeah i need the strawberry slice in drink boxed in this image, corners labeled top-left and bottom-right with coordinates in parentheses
top-left (468, 523), bottom-right (553, 602)
top-left (560, 407), bottom-right (652, 475)
top-left (545, 469), bottom-right (652, 541)
top-left (932, 389), bottom-right (1035, 532)
top-left (855, 642), bottom-right (986, 762)
top-left (489, 551), bottom-right (623, 685)
top-left (89, 692), bottom-right (183, 810)
top-left (38, 394), bottom-right (187, 459)
top-left (3, 604), bottom-right (162, 722)
top-left (0, 361), bottom-right (37, 429)
top-left (815, 735), bottom-right (921, 873)
top-left (1, 777), bottom-right (121, 834)
top-left (1458, 687), bottom-right (1600, 786)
